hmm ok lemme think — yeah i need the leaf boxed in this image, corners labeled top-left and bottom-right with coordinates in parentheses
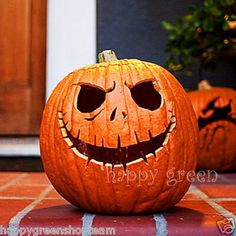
top-left (162, 0), bottom-right (236, 76)
top-left (161, 21), bottom-right (175, 31)
top-left (183, 14), bottom-right (194, 22)
top-left (204, 0), bottom-right (214, 8)
top-left (202, 19), bottom-right (214, 31)
top-left (223, 22), bottom-right (230, 31)
top-left (229, 15), bottom-right (236, 21)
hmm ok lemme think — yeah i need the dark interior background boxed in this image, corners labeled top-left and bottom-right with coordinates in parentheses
top-left (97, 0), bottom-right (236, 90)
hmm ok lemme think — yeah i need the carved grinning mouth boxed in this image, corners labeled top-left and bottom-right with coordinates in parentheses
top-left (198, 98), bottom-right (236, 151)
top-left (58, 111), bottom-right (176, 169)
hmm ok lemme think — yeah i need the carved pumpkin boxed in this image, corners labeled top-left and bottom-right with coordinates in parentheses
top-left (189, 80), bottom-right (236, 172)
top-left (40, 50), bottom-right (198, 214)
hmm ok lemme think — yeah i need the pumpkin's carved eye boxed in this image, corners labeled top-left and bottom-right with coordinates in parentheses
top-left (130, 81), bottom-right (162, 111)
top-left (77, 85), bottom-right (106, 113)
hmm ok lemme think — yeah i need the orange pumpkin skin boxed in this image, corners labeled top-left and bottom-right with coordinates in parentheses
top-left (40, 57), bottom-right (198, 214)
top-left (188, 85), bottom-right (236, 172)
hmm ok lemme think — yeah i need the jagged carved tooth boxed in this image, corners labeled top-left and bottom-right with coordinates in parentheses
top-left (61, 128), bottom-right (67, 137)
top-left (142, 155), bottom-right (148, 163)
top-left (64, 138), bottom-right (73, 147)
top-left (146, 153), bottom-right (155, 160)
top-left (134, 132), bottom-right (139, 143)
top-left (100, 164), bottom-right (105, 171)
top-left (148, 130), bottom-right (152, 139)
top-left (58, 119), bottom-right (64, 127)
top-left (127, 158), bottom-right (143, 166)
top-left (77, 129), bottom-right (80, 139)
top-left (89, 159), bottom-right (103, 166)
top-left (163, 135), bottom-right (169, 146)
top-left (112, 162), bottom-right (123, 169)
top-left (71, 147), bottom-right (88, 160)
top-left (140, 151), bottom-right (147, 161)
top-left (65, 122), bottom-right (71, 132)
top-left (117, 136), bottom-right (121, 148)
top-left (85, 158), bottom-right (91, 167)
top-left (153, 152), bottom-right (157, 158)
top-left (123, 163), bottom-right (127, 172)
top-left (155, 147), bottom-right (163, 156)
top-left (58, 112), bottom-right (63, 119)
top-left (105, 163), bottom-right (112, 168)
top-left (171, 116), bottom-right (176, 123)
top-left (71, 147), bottom-right (77, 153)
top-left (169, 122), bottom-right (176, 132)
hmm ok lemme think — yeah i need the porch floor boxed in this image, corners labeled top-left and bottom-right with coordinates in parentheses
top-left (0, 172), bottom-right (235, 236)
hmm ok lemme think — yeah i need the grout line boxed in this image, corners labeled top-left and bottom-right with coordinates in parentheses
top-left (0, 173), bottom-right (28, 192)
top-left (8, 185), bottom-right (53, 236)
top-left (182, 197), bottom-right (236, 201)
top-left (15, 184), bottom-right (49, 187)
top-left (153, 214), bottom-right (168, 236)
top-left (190, 185), bottom-right (236, 236)
top-left (82, 213), bottom-right (96, 236)
top-left (213, 198), bottom-right (236, 202)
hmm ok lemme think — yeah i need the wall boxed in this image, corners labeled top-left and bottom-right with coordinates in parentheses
top-left (97, 0), bottom-right (236, 90)
top-left (46, 0), bottom-right (96, 99)
top-left (46, 1), bottom-right (235, 94)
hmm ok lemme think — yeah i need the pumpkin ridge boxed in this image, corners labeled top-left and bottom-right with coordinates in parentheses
top-left (125, 61), bottom-right (146, 142)
top-left (133, 62), bottom-right (153, 138)
top-left (151, 66), bottom-right (179, 203)
top-left (157, 66), bottom-right (197, 205)
top-left (118, 63), bottom-right (132, 151)
top-left (103, 61), bottom-right (119, 211)
top-left (88, 67), bottom-right (102, 145)
top-left (50, 77), bottom-right (85, 205)
top-left (142, 62), bottom-right (167, 137)
top-left (61, 74), bottom-right (96, 209)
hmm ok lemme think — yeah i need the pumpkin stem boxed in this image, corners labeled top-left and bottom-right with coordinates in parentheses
top-left (98, 50), bottom-right (118, 63)
top-left (198, 80), bottom-right (212, 90)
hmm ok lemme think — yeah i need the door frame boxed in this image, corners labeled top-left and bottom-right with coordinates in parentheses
top-left (30, 0), bottom-right (47, 133)
top-left (46, 0), bottom-right (96, 99)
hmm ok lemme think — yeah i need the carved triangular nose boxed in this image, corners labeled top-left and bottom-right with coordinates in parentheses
top-left (110, 108), bottom-right (128, 121)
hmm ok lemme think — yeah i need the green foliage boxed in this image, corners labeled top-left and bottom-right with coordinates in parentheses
top-left (162, 0), bottom-right (236, 80)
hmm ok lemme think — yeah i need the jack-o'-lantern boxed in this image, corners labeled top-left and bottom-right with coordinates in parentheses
top-left (40, 50), bottom-right (198, 214)
top-left (189, 80), bottom-right (236, 172)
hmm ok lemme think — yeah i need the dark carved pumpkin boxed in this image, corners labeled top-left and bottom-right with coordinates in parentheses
top-left (40, 50), bottom-right (198, 214)
top-left (189, 80), bottom-right (236, 172)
